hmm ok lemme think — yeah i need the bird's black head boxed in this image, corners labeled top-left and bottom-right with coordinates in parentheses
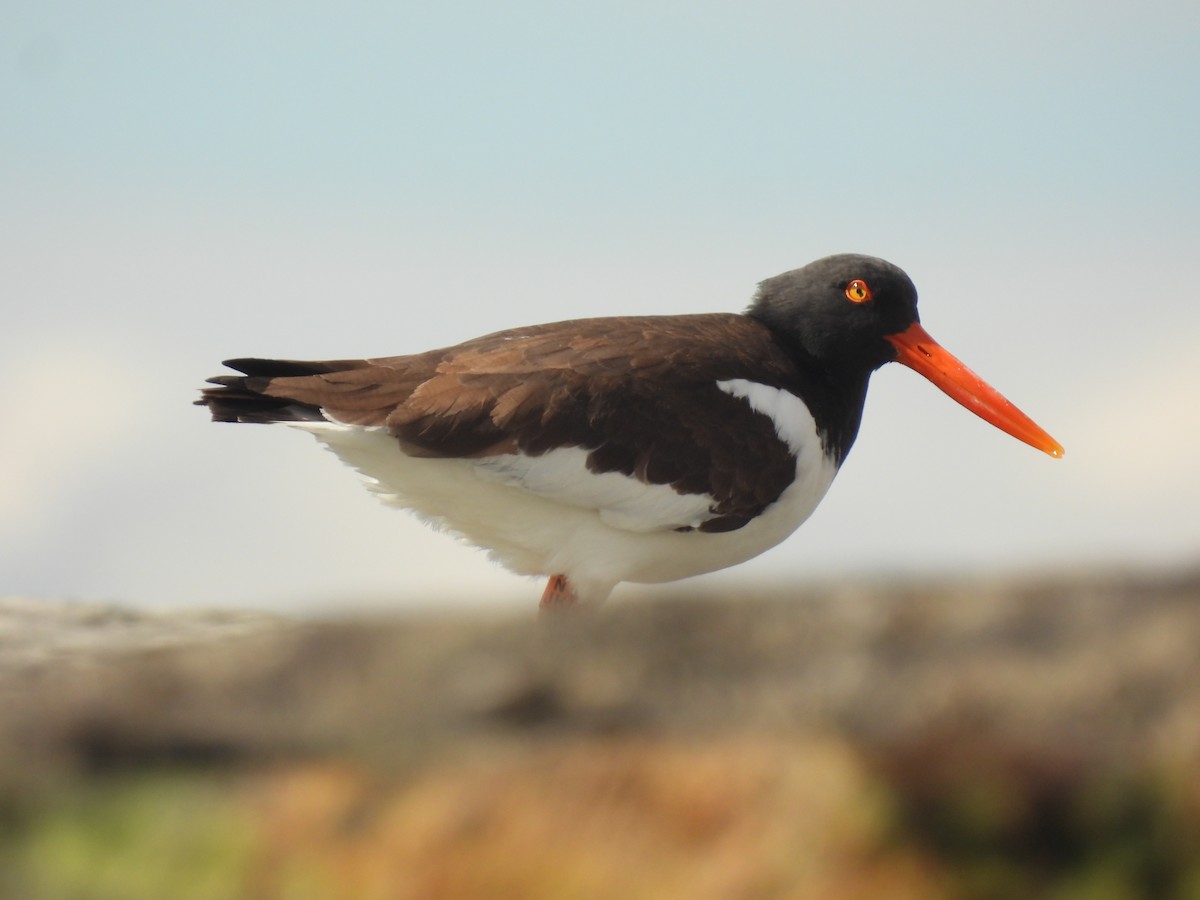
top-left (747, 252), bottom-right (1063, 459)
top-left (746, 253), bottom-right (918, 374)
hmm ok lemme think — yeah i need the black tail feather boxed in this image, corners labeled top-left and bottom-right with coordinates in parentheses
top-left (221, 357), bottom-right (359, 378)
top-left (197, 357), bottom-right (357, 424)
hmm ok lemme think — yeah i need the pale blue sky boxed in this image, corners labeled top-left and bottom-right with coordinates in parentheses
top-left (3, 2), bottom-right (1198, 610)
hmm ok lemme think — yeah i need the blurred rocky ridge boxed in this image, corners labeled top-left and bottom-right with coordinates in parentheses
top-left (2, 568), bottom-right (1197, 780)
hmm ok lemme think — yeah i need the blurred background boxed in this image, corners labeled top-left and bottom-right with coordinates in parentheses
top-left (3, 0), bottom-right (1198, 612)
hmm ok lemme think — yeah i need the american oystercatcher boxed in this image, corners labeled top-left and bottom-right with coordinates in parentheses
top-left (198, 254), bottom-right (1062, 608)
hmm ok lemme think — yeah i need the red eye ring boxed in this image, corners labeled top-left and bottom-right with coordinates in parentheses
top-left (845, 279), bottom-right (872, 303)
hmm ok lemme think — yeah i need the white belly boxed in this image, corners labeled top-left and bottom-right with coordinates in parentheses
top-left (291, 381), bottom-right (839, 603)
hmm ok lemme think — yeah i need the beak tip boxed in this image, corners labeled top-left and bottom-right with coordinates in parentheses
top-left (888, 323), bottom-right (1065, 462)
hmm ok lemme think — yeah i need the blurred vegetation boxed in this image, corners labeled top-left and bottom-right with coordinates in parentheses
top-left (1, 734), bottom-right (1199, 900)
top-left (0, 771), bottom-right (256, 900)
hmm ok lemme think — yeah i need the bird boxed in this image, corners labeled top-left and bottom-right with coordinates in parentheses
top-left (197, 253), bottom-right (1062, 609)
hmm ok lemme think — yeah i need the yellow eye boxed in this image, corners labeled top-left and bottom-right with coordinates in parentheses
top-left (845, 279), bottom-right (872, 303)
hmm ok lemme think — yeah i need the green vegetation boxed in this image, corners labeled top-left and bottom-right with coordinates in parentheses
top-left (0, 771), bottom-right (257, 900)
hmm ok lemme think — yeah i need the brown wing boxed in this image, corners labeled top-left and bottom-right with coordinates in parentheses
top-left (199, 314), bottom-right (806, 530)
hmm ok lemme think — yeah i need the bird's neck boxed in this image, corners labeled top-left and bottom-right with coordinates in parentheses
top-left (766, 329), bottom-right (872, 466)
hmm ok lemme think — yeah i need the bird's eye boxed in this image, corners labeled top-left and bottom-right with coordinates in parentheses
top-left (845, 279), bottom-right (872, 304)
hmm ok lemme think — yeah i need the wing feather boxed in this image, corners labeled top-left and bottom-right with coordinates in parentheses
top-left (199, 314), bottom-right (811, 530)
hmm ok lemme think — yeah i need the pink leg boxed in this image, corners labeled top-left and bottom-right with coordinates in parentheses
top-left (539, 574), bottom-right (579, 611)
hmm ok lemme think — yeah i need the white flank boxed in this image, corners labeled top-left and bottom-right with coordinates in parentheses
top-left (471, 448), bottom-right (715, 532)
top-left (715, 378), bottom-right (814, 453)
top-left (290, 383), bottom-right (837, 604)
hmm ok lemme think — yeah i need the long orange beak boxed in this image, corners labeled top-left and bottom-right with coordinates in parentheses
top-left (886, 322), bottom-right (1064, 458)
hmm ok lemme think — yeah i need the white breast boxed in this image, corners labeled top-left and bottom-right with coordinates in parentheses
top-left (290, 381), bottom-right (839, 604)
